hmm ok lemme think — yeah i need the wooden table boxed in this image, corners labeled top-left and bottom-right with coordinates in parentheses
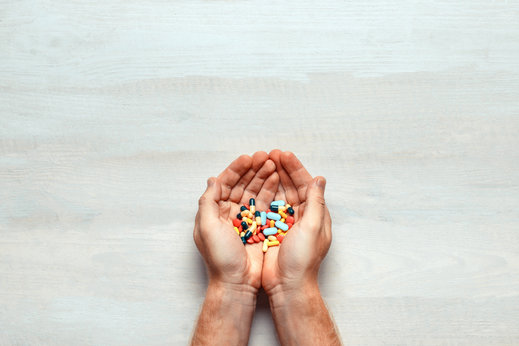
top-left (1, 1), bottom-right (518, 344)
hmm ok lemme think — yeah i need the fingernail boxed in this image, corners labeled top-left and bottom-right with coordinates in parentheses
top-left (316, 177), bottom-right (326, 189)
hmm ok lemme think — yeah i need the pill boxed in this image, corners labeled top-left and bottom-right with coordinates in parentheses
top-left (255, 211), bottom-right (261, 225)
top-left (252, 235), bottom-right (260, 243)
top-left (258, 232), bottom-right (265, 241)
top-left (240, 231), bottom-right (246, 244)
top-left (279, 210), bottom-right (288, 218)
top-left (262, 239), bottom-right (269, 252)
top-left (250, 222), bottom-right (257, 234)
top-left (263, 227), bottom-right (278, 236)
top-left (287, 223), bottom-right (293, 230)
top-left (236, 213), bottom-right (243, 220)
top-left (268, 235), bottom-right (277, 241)
top-left (241, 210), bottom-right (249, 217)
top-left (260, 211), bottom-right (267, 225)
top-left (233, 218), bottom-right (241, 227)
top-left (240, 206), bottom-right (247, 211)
top-left (267, 212), bottom-right (281, 221)
top-left (249, 198), bottom-right (256, 213)
top-left (234, 226), bottom-right (240, 235)
top-left (268, 240), bottom-right (280, 247)
top-left (245, 217), bottom-right (253, 225)
top-left (276, 233), bottom-right (285, 243)
top-left (271, 200), bottom-right (286, 207)
top-left (275, 220), bottom-right (289, 231)
top-left (247, 237), bottom-right (254, 244)
top-left (287, 207), bottom-right (294, 215)
top-left (270, 220), bottom-right (275, 227)
top-left (244, 230), bottom-right (252, 240)
top-left (286, 216), bottom-right (295, 224)
top-left (270, 205), bottom-right (278, 212)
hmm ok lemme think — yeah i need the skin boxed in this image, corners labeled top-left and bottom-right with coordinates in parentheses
top-left (191, 150), bottom-right (341, 346)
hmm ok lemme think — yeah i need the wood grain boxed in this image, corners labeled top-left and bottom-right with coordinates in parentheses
top-left (1, 0), bottom-right (518, 345)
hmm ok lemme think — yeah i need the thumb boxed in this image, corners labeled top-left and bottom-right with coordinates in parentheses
top-left (301, 176), bottom-right (326, 231)
top-left (198, 177), bottom-right (221, 226)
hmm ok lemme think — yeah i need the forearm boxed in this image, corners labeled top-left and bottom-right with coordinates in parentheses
top-left (269, 281), bottom-right (341, 346)
top-left (191, 280), bottom-right (257, 346)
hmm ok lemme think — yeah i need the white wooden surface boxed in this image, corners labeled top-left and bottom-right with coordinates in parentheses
top-left (1, 1), bottom-right (519, 345)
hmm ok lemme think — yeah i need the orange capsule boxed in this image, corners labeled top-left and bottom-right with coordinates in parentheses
top-left (253, 235), bottom-right (260, 243)
top-left (233, 218), bottom-right (241, 227)
top-left (258, 232), bottom-right (265, 241)
top-left (276, 233), bottom-right (285, 243)
top-left (247, 237), bottom-right (254, 244)
top-left (286, 216), bottom-right (295, 224)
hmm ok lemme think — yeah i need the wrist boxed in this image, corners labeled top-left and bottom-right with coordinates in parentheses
top-left (207, 279), bottom-right (258, 308)
top-left (267, 277), bottom-right (320, 310)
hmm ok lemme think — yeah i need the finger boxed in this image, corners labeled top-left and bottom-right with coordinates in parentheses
top-left (256, 171), bottom-right (279, 211)
top-left (198, 177), bottom-right (222, 233)
top-left (217, 154), bottom-right (253, 200)
top-left (269, 149), bottom-right (300, 205)
top-left (301, 176), bottom-right (326, 232)
top-left (229, 151), bottom-right (268, 203)
top-left (242, 159), bottom-right (276, 203)
top-left (280, 151), bottom-right (313, 202)
top-left (274, 180), bottom-right (286, 202)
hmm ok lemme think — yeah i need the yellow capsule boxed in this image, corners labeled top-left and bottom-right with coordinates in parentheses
top-left (250, 205), bottom-right (256, 214)
top-left (250, 222), bottom-right (257, 234)
top-left (240, 231), bottom-right (245, 237)
top-left (268, 235), bottom-right (277, 241)
top-left (245, 218), bottom-right (253, 225)
top-left (280, 218), bottom-right (285, 223)
top-left (262, 239), bottom-right (269, 253)
top-left (277, 228), bottom-right (283, 234)
top-left (247, 211), bottom-right (253, 219)
top-left (285, 204), bottom-right (291, 208)
top-left (278, 206), bottom-right (287, 213)
top-left (268, 240), bottom-right (280, 247)
top-left (279, 211), bottom-right (288, 219)
top-left (234, 227), bottom-right (240, 235)
top-left (270, 220), bottom-right (275, 227)
top-left (241, 210), bottom-right (249, 217)
top-left (255, 216), bottom-right (262, 225)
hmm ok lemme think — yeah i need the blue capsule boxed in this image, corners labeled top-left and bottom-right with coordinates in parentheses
top-left (267, 212), bottom-right (281, 221)
top-left (275, 220), bottom-right (289, 231)
top-left (270, 200), bottom-right (286, 207)
top-left (263, 227), bottom-right (278, 236)
top-left (260, 211), bottom-right (267, 225)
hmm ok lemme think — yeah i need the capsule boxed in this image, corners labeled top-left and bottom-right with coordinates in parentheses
top-left (268, 235), bottom-right (277, 241)
top-left (258, 232), bottom-right (265, 241)
top-left (252, 234), bottom-right (260, 243)
top-left (234, 226), bottom-right (240, 235)
top-left (286, 216), bottom-right (295, 224)
top-left (275, 220), bottom-right (289, 231)
top-left (287, 207), bottom-right (294, 215)
top-left (250, 222), bottom-right (257, 234)
top-left (270, 205), bottom-right (278, 212)
top-left (268, 240), bottom-right (280, 247)
top-left (240, 206), bottom-right (247, 211)
top-left (244, 230), bottom-right (252, 240)
top-left (270, 220), bottom-right (275, 227)
top-left (236, 213), bottom-right (243, 220)
top-left (255, 211), bottom-right (262, 225)
top-left (263, 227), bottom-right (278, 236)
top-left (233, 218), bottom-right (241, 227)
top-left (271, 200), bottom-right (285, 207)
top-left (249, 198), bottom-right (256, 213)
top-left (279, 210), bottom-right (288, 219)
top-left (241, 221), bottom-right (249, 230)
top-left (262, 239), bottom-right (269, 252)
top-left (260, 211), bottom-right (267, 225)
top-left (240, 231), bottom-right (246, 244)
top-left (267, 212), bottom-right (281, 221)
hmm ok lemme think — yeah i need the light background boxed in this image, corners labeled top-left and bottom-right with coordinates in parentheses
top-left (1, 0), bottom-right (518, 345)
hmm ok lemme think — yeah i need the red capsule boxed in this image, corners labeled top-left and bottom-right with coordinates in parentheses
top-left (287, 223), bottom-right (293, 230)
top-left (276, 234), bottom-right (285, 243)
top-left (233, 218), bottom-right (241, 227)
top-left (246, 237), bottom-right (254, 244)
top-left (286, 216), bottom-right (295, 224)
top-left (258, 232), bottom-right (265, 241)
top-left (252, 235), bottom-right (260, 243)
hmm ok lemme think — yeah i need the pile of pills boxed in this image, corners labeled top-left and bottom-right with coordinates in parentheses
top-left (232, 198), bottom-right (295, 253)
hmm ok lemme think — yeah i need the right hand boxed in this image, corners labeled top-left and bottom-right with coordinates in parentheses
top-left (261, 150), bottom-right (332, 296)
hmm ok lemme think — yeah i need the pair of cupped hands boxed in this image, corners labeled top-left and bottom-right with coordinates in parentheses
top-left (194, 150), bottom-right (332, 297)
